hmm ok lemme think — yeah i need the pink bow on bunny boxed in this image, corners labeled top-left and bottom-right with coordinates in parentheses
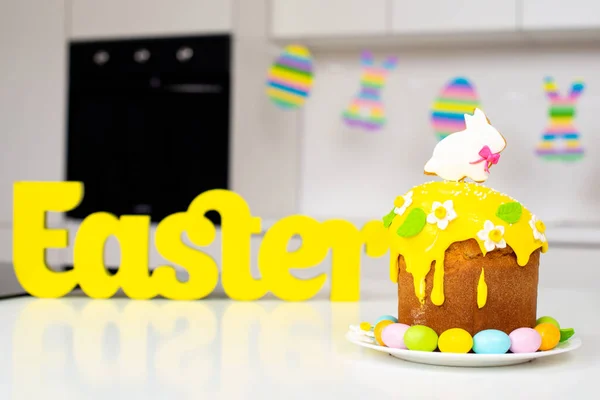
top-left (470, 145), bottom-right (501, 173)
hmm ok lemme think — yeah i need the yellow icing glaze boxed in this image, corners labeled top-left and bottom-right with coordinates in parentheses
top-left (394, 196), bottom-right (405, 208)
top-left (431, 261), bottom-right (445, 306)
top-left (387, 181), bottom-right (548, 305)
top-left (477, 268), bottom-right (487, 309)
top-left (390, 249), bottom-right (399, 283)
top-left (535, 220), bottom-right (546, 233)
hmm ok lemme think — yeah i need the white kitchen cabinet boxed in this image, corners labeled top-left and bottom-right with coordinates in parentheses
top-left (522, 0), bottom-right (600, 30)
top-left (0, 0), bottom-right (66, 226)
top-left (270, 0), bottom-right (389, 38)
top-left (391, 0), bottom-right (517, 33)
top-left (69, 0), bottom-right (233, 39)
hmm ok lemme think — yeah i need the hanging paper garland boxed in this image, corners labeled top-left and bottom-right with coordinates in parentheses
top-left (431, 77), bottom-right (481, 141)
top-left (266, 45), bottom-right (314, 110)
top-left (342, 51), bottom-right (397, 132)
top-left (535, 77), bottom-right (585, 162)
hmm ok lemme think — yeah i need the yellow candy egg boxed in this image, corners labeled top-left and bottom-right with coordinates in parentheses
top-left (374, 320), bottom-right (394, 345)
top-left (438, 328), bottom-right (473, 353)
top-left (359, 322), bottom-right (372, 331)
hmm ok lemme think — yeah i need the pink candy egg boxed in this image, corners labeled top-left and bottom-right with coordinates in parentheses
top-left (509, 327), bottom-right (542, 353)
top-left (381, 323), bottom-right (411, 349)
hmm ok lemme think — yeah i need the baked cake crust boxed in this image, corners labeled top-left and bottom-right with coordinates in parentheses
top-left (397, 239), bottom-right (540, 336)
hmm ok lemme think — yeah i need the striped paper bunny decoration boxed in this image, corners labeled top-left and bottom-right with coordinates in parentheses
top-left (342, 51), bottom-right (397, 131)
top-left (536, 77), bottom-right (585, 161)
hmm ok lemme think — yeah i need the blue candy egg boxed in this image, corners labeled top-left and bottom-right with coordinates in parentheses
top-left (473, 329), bottom-right (511, 354)
top-left (375, 315), bottom-right (398, 325)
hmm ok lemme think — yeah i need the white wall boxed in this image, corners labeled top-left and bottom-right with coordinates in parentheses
top-left (0, 0), bottom-right (66, 265)
top-left (69, 0), bottom-right (233, 39)
top-left (230, 0), bottom-right (300, 219)
top-left (298, 46), bottom-right (600, 231)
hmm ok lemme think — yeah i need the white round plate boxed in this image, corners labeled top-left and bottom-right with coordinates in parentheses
top-left (346, 331), bottom-right (582, 367)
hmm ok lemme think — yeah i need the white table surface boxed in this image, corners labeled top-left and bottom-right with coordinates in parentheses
top-left (0, 281), bottom-right (598, 400)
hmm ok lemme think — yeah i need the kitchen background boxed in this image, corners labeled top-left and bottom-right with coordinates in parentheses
top-left (1, 0), bottom-right (599, 290)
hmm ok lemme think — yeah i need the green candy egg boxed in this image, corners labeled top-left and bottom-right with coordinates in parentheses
top-left (536, 316), bottom-right (560, 329)
top-left (404, 325), bottom-right (438, 352)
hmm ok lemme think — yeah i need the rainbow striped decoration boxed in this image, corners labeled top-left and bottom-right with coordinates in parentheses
top-left (342, 52), bottom-right (397, 131)
top-left (266, 45), bottom-right (314, 110)
top-left (536, 77), bottom-right (585, 161)
top-left (431, 77), bottom-right (481, 141)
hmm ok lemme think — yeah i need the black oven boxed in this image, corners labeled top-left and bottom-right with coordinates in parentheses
top-left (65, 34), bottom-right (230, 224)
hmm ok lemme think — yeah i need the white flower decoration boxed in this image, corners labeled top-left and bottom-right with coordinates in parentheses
top-left (529, 215), bottom-right (547, 243)
top-left (393, 191), bottom-right (413, 216)
top-left (426, 200), bottom-right (457, 230)
top-left (348, 325), bottom-right (375, 344)
top-left (477, 220), bottom-right (507, 252)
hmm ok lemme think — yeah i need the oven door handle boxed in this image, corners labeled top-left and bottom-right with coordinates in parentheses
top-left (161, 84), bottom-right (223, 94)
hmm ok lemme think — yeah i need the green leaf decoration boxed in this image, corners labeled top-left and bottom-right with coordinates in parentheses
top-left (559, 328), bottom-right (575, 343)
top-left (396, 208), bottom-right (427, 238)
top-left (382, 208), bottom-right (396, 228)
top-left (496, 202), bottom-right (523, 224)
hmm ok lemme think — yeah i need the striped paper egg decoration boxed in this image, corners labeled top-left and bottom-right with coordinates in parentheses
top-left (431, 77), bottom-right (481, 141)
top-left (266, 45), bottom-right (314, 110)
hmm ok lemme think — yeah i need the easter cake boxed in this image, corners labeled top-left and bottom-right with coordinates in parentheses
top-left (383, 108), bottom-right (548, 336)
top-left (348, 108), bottom-right (576, 357)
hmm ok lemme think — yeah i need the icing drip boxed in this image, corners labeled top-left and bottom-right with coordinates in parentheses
top-left (477, 268), bottom-right (487, 309)
top-left (431, 258), bottom-right (445, 306)
top-left (390, 250), bottom-right (399, 283)
top-left (387, 181), bottom-right (547, 305)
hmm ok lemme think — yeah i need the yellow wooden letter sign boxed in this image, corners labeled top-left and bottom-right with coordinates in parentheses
top-left (13, 182), bottom-right (389, 301)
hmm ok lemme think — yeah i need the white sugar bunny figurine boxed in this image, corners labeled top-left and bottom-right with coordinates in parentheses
top-left (424, 108), bottom-right (506, 183)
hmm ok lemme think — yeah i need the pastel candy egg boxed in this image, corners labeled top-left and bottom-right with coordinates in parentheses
top-left (359, 322), bottom-right (372, 331)
top-left (374, 320), bottom-right (395, 345)
top-left (375, 315), bottom-right (398, 325)
top-left (403, 325), bottom-right (438, 352)
top-left (438, 328), bottom-right (473, 354)
top-left (381, 323), bottom-right (410, 349)
top-left (266, 45), bottom-right (314, 110)
top-left (535, 323), bottom-right (561, 351)
top-left (473, 329), bottom-right (511, 354)
top-left (509, 328), bottom-right (542, 353)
